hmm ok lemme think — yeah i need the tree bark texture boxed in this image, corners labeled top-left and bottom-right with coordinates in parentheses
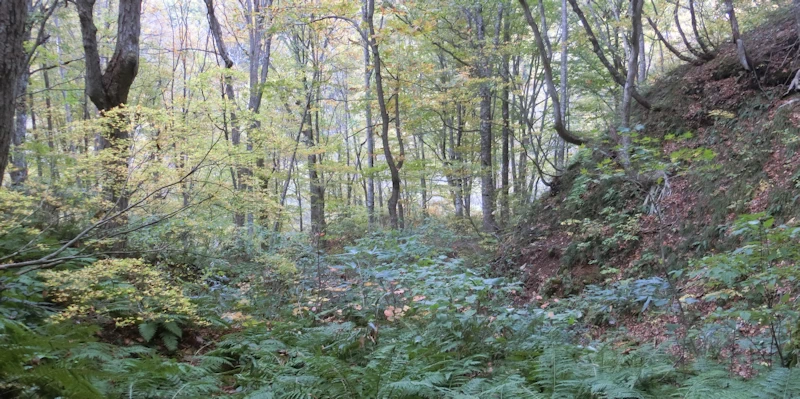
top-left (76, 0), bottom-right (142, 217)
top-left (519, 0), bottom-right (586, 146)
top-left (366, 0), bottom-right (403, 230)
top-left (0, 0), bottom-right (30, 187)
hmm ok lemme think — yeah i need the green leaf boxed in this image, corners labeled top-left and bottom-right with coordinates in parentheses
top-left (162, 320), bottom-right (182, 338)
top-left (138, 322), bottom-right (158, 342)
top-left (246, 390), bottom-right (276, 399)
top-left (162, 332), bottom-right (179, 351)
top-left (739, 311), bottom-right (751, 321)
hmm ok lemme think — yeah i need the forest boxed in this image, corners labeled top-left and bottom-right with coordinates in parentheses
top-left (4, 0), bottom-right (800, 396)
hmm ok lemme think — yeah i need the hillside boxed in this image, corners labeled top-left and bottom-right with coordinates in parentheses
top-left (502, 13), bottom-right (800, 371)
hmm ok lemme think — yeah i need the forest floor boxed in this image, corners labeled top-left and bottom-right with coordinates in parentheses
top-left (6, 11), bottom-right (800, 399)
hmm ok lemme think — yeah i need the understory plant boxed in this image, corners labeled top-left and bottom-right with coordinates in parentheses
top-left (41, 258), bottom-right (207, 350)
top-left (683, 213), bottom-right (800, 367)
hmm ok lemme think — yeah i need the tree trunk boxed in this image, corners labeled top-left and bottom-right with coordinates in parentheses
top-left (305, 99), bottom-right (326, 237)
top-left (377, 180), bottom-right (384, 217)
top-left (0, 0), bottom-right (29, 187)
top-left (444, 107), bottom-right (465, 218)
top-left (32, 94), bottom-right (43, 179)
top-left (500, 8), bottom-right (511, 227)
top-left (512, 57), bottom-right (528, 203)
top-left (416, 134), bottom-right (427, 212)
top-left (564, 0), bottom-right (652, 110)
top-left (54, 15), bottom-right (74, 130)
top-left (204, 0), bottom-right (246, 227)
top-left (519, 0), bottom-right (586, 146)
top-left (296, 172), bottom-right (303, 233)
top-left (688, 0), bottom-right (713, 56)
top-left (464, 176), bottom-right (472, 217)
top-left (556, 0), bottom-right (569, 171)
top-left (366, 0), bottom-right (402, 230)
top-left (615, 0), bottom-right (644, 174)
top-left (42, 68), bottom-right (59, 182)
top-left (394, 78), bottom-right (405, 228)
top-left (11, 70), bottom-right (29, 186)
top-left (795, 0), bottom-right (800, 43)
top-left (361, 2), bottom-right (377, 229)
top-left (246, 0), bottom-right (273, 115)
top-left (470, 5), bottom-right (498, 233)
top-left (724, 0), bottom-right (751, 71)
top-left (454, 105), bottom-right (466, 218)
top-left (621, 0), bottom-right (643, 128)
top-left (638, 25), bottom-right (647, 83)
top-left (344, 94), bottom-right (354, 207)
top-left (673, 1), bottom-right (713, 61)
top-left (76, 0), bottom-right (141, 234)
top-left (274, 97), bottom-right (310, 233)
top-left (246, 0), bottom-right (273, 218)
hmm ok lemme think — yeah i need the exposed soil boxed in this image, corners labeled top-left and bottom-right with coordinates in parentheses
top-left (500, 14), bottom-right (800, 355)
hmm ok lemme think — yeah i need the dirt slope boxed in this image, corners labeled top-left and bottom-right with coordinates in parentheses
top-left (502, 14), bottom-right (800, 300)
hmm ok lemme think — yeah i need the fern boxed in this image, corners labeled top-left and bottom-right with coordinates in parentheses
top-left (678, 360), bottom-right (753, 399)
top-left (161, 331), bottom-right (179, 351)
top-left (162, 320), bottom-right (183, 337)
top-left (456, 375), bottom-right (546, 398)
top-left (139, 321), bottom-right (159, 342)
top-left (754, 367), bottom-right (800, 399)
top-left (11, 224), bottom-right (800, 399)
top-left (245, 389), bottom-right (276, 399)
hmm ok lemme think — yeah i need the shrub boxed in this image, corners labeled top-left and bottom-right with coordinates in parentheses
top-left (41, 258), bottom-right (206, 350)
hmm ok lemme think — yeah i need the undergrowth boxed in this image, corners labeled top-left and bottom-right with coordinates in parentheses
top-left (3, 213), bottom-right (800, 398)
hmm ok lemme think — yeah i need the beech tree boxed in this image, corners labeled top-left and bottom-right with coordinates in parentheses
top-left (519, 0), bottom-right (586, 146)
top-left (470, 3), bottom-right (500, 233)
top-left (724, 0), bottom-right (752, 71)
top-left (0, 2), bottom-right (31, 188)
top-left (75, 0), bottom-right (142, 216)
top-left (0, 1), bottom-right (29, 187)
top-left (366, 0), bottom-right (404, 230)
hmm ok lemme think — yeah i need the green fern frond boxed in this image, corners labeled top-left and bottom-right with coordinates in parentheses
top-left (162, 320), bottom-right (183, 337)
top-left (754, 367), bottom-right (800, 399)
top-left (139, 321), bottom-right (159, 342)
top-left (162, 331), bottom-right (180, 351)
top-left (245, 389), bottom-right (276, 399)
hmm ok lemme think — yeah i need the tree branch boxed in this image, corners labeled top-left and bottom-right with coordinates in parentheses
top-left (566, 0), bottom-right (652, 110)
top-left (647, 16), bottom-right (703, 65)
top-left (518, 0), bottom-right (586, 145)
top-left (0, 136), bottom-right (219, 271)
top-left (28, 57), bottom-right (84, 75)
